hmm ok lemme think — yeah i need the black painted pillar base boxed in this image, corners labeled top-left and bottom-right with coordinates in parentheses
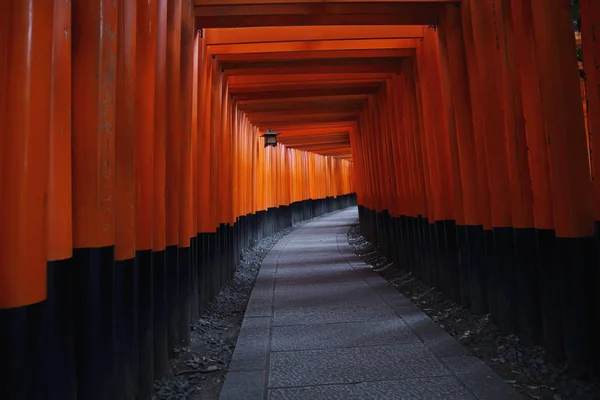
top-left (514, 228), bottom-right (541, 344)
top-left (456, 225), bottom-right (471, 309)
top-left (557, 235), bottom-right (595, 378)
top-left (72, 247), bottom-right (116, 400)
top-left (0, 307), bottom-right (30, 399)
top-left (190, 236), bottom-right (199, 322)
top-left (204, 232), bottom-right (217, 303)
top-left (178, 246), bottom-right (190, 346)
top-left (30, 259), bottom-right (78, 400)
top-left (165, 245), bottom-right (179, 354)
top-left (493, 227), bottom-right (518, 334)
top-left (114, 257), bottom-right (139, 400)
top-left (153, 249), bottom-right (169, 379)
top-left (537, 229), bottom-right (565, 362)
top-left (137, 250), bottom-right (154, 399)
top-left (438, 220), bottom-right (461, 304)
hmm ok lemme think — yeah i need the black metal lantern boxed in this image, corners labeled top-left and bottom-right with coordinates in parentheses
top-left (261, 129), bottom-right (280, 148)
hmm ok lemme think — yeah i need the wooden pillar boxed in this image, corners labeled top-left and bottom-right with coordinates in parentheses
top-left (466, 0), bottom-right (516, 331)
top-left (498, 0), bottom-right (540, 344)
top-left (178, 0), bottom-right (194, 346)
top-left (190, 31), bottom-right (200, 321)
top-left (438, 13), bottom-right (467, 305)
top-left (0, 0), bottom-right (53, 308)
top-left (510, 0), bottom-right (560, 356)
top-left (166, 0), bottom-right (182, 353)
top-left (71, 0), bottom-right (118, 398)
top-left (530, 0), bottom-right (596, 378)
top-left (0, 1), bottom-right (53, 399)
top-left (413, 51), bottom-right (437, 285)
top-left (153, 0), bottom-right (169, 377)
top-left (136, 0), bottom-right (158, 395)
top-left (580, 0), bottom-right (600, 221)
top-left (38, 0), bottom-right (77, 397)
top-left (114, 1), bottom-right (138, 398)
top-left (459, 0), bottom-right (494, 315)
top-left (580, 0), bottom-right (600, 373)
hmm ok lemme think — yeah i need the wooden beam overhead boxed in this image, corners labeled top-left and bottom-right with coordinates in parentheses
top-left (195, 3), bottom-right (449, 27)
top-left (249, 111), bottom-right (357, 123)
top-left (230, 80), bottom-right (383, 93)
top-left (236, 94), bottom-right (369, 105)
top-left (232, 85), bottom-right (382, 101)
top-left (258, 120), bottom-right (357, 130)
top-left (208, 39), bottom-right (419, 54)
top-left (228, 73), bottom-right (392, 86)
top-left (203, 26), bottom-right (424, 44)
top-left (220, 56), bottom-right (404, 71)
top-left (216, 48), bottom-right (414, 62)
top-left (239, 100), bottom-right (364, 112)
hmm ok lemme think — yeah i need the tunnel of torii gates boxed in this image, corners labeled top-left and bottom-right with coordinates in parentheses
top-left (0, 0), bottom-right (600, 399)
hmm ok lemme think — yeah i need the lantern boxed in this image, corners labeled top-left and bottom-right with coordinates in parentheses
top-left (261, 129), bottom-right (280, 148)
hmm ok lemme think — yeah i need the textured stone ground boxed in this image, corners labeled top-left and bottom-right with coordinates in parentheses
top-left (347, 224), bottom-right (600, 400)
top-left (152, 223), bottom-right (306, 400)
top-left (220, 208), bottom-right (522, 400)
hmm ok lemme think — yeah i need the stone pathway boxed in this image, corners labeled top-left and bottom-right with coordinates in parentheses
top-left (219, 208), bottom-right (523, 400)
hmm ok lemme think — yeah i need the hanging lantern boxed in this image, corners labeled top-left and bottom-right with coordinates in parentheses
top-left (261, 129), bottom-right (280, 148)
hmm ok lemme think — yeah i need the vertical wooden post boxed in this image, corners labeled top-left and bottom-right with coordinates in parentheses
top-left (136, 0), bottom-right (158, 395)
top-left (580, 0), bottom-right (600, 221)
top-left (153, 0), bottom-right (169, 377)
top-left (71, 0), bottom-right (118, 398)
top-left (530, 0), bottom-right (596, 377)
top-left (0, 0), bottom-right (53, 308)
top-left (39, 0), bottom-right (76, 397)
top-left (0, 1), bottom-right (53, 399)
top-left (468, 0), bottom-right (517, 333)
top-left (498, 0), bottom-right (540, 344)
top-left (178, 0), bottom-right (194, 346)
top-left (438, 15), bottom-right (467, 304)
top-left (580, 0), bottom-right (600, 372)
top-left (510, 0), bottom-right (560, 356)
top-left (190, 31), bottom-right (200, 321)
top-left (166, 0), bottom-right (182, 352)
top-left (114, 1), bottom-right (138, 397)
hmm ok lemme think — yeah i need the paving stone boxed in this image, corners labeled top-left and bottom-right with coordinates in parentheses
top-left (441, 356), bottom-right (522, 399)
top-left (244, 296), bottom-right (273, 317)
top-left (220, 370), bottom-right (266, 400)
top-left (395, 308), bottom-right (470, 358)
top-left (268, 377), bottom-right (477, 400)
top-left (272, 301), bottom-right (392, 326)
top-left (271, 318), bottom-right (418, 351)
top-left (273, 283), bottom-right (378, 308)
top-left (268, 343), bottom-right (450, 388)
top-left (232, 317), bottom-right (271, 361)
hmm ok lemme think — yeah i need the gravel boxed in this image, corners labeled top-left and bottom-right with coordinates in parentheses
top-left (347, 224), bottom-right (600, 400)
top-left (152, 221), bottom-right (307, 400)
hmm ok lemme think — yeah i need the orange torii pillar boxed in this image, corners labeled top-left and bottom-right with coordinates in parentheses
top-left (509, 0), bottom-right (558, 354)
top-left (530, 0), bottom-right (596, 377)
top-left (579, 0), bottom-right (600, 371)
top-left (166, 0), bottom-right (182, 353)
top-left (114, 1), bottom-right (139, 399)
top-left (0, 1), bottom-right (55, 399)
top-left (463, 0), bottom-right (517, 334)
top-left (71, 1), bottom-right (119, 399)
top-left (497, 0), bottom-right (540, 345)
top-left (135, 0), bottom-right (160, 396)
top-left (153, 0), bottom-right (170, 379)
top-left (439, 5), bottom-right (487, 313)
top-left (581, 0), bottom-right (600, 226)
